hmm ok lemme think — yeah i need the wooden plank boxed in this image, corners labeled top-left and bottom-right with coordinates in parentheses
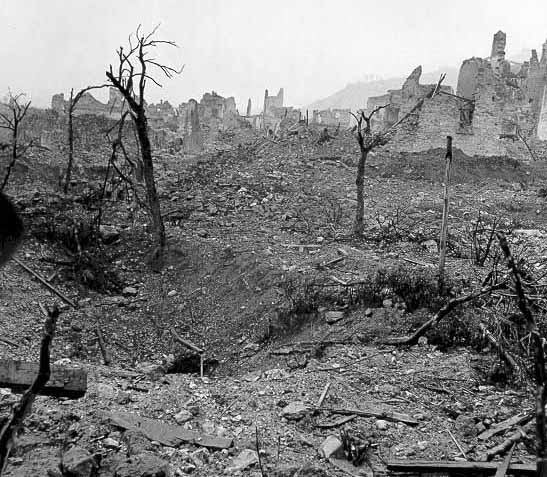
top-left (478, 413), bottom-right (533, 441)
top-left (494, 443), bottom-right (515, 477)
top-left (320, 407), bottom-right (418, 426)
top-left (387, 460), bottom-right (536, 476)
top-left (0, 359), bottom-right (87, 398)
top-left (105, 411), bottom-right (233, 450)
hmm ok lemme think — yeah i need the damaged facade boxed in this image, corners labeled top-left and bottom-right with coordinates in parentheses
top-left (367, 31), bottom-right (547, 159)
top-left (259, 88), bottom-right (301, 131)
top-left (311, 108), bottom-right (351, 127)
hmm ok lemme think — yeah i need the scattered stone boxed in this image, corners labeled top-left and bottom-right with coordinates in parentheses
top-left (417, 336), bottom-right (428, 346)
top-left (113, 452), bottom-right (172, 477)
top-left (376, 419), bottom-right (389, 430)
top-left (324, 311), bottom-right (344, 324)
top-left (225, 449), bottom-right (258, 473)
top-left (99, 225), bottom-right (120, 244)
top-left (318, 435), bottom-right (344, 458)
top-left (281, 401), bottom-right (309, 420)
top-left (364, 308), bottom-right (373, 317)
top-left (242, 342), bottom-right (260, 352)
top-left (455, 414), bottom-right (476, 438)
top-left (167, 290), bottom-right (178, 297)
top-left (475, 421), bottom-right (487, 433)
top-left (191, 447), bottom-right (210, 467)
top-left (382, 299), bottom-right (393, 308)
top-left (122, 429), bottom-right (155, 455)
top-left (174, 409), bottom-right (193, 424)
top-left (272, 464), bottom-right (329, 476)
top-left (103, 437), bottom-right (120, 449)
top-left (421, 239), bottom-right (437, 253)
top-left (60, 446), bottom-right (97, 477)
top-left (122, 286), bottom-right (138, 296)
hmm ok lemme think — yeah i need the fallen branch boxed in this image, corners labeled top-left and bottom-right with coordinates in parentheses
top-left (384, 283), bottom-right (505, 346)
top-left (95, 325), bottom-right (112, 366)
top-left (495, 443), bottom-right (515, 477)
top-left (319, 407), bottom-right (418, 426)
top-left (0, 306), bottom-right (59, 474)
top-left (486, 422), bottom-right (533, 461)
top-left (478, 412), bottom-right (534, 441)
top-left (479, 322), bottom-right (523, 376)
top-left (497, 232), bottom-right (547, 475)
top-left (13, 258), bottom-right (77, 309)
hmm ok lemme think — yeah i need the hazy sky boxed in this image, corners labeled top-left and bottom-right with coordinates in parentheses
top-left (2, 0), bottom-right (547, 112)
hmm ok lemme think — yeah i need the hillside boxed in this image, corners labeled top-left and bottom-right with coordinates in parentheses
top-left (307, 66), bottom-right (459, 111)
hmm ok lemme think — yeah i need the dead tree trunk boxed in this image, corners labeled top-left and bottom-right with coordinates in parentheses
top-left (64, 90), bottom-right (75, 193)
top-left (134, 110), bottom-right (165, 256)
top-left (497, 232), bottom-right (547, 476)
top-left (354, 146), bottom-right (369, 236)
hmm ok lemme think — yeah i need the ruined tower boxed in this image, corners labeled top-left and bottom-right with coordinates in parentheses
top-left (490, 31), bottom-right (508, 76)
top-left (246, 98), bottom-right (252, 116)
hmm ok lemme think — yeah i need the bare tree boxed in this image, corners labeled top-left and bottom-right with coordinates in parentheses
top-left (350, 105), bottom-right (392, 236)
top-left (64, 85), bottom-right (107, 194)
top-left (350, 74), bottom-right (446, 236)
top-left (105, 25), bottom-right (181, 268)
top-left (0, 93), bottom-right (32, 191)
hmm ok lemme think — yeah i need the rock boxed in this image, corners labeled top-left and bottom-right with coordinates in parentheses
top-left (113, 452), bottom-right (172, 477)
top-left (318, 435), bottom-right (343, 458)
top-left (281, 401), bottom-right (309, 420)
top-left (190, 448), bottom-right (210, 467)
top-left (324, 311), bottom-right (344, 324)
top-left (364, 308), bottom-right (373, 317)
top-left (417, 336), bottom-right (428, 346)
top-left (376, 419), bottom-right (389, 430)
top-left (421, 239), bottom-right (438, 253)
top-left (122, 286), bottom-right (138, 296)
top-left (242, 342), bottom-right (260, 352)
top-left (167, 290), bottom-right (177, 297)
top-left (174, 409), bottom-right (193, 424)
top-left (200, 420), bottom-right (216, 435)
top-left (225, 449), bottom-right (258, 473)
top-left (60, 446), bottom-right (97, 477)
top-left (455, 414), bottom-right (476, 438)
top-left (96, 383), bottom-right (117, 399)
top-left (100, 225), bottom-right (120, 244)
top-left (382, 299), bottom-right (393, 308)
top-left (54, 358), bottom-right (72, 366)
top-left (475, 421), bottom-right (487, 433)
top-left (136, 362), bottom-right (165, 377)
top-left (122, 429), bottom-right (155, 456)
top-left (103, 437), bottom-right (120, 449)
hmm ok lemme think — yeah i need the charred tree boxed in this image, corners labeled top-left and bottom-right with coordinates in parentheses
top-left (0, 93), bottom-right (32, 191)
top-left (105, 25), bottom-right (181, 269)
top-left (64, 85), bottom-right (107, 194)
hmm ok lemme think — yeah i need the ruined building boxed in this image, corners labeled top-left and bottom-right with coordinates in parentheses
top-left (311, 108), bottom-right (351, 127)
top-left (367, 31), bottom-right (547, 159)
top-left (51, 87), bottom-right (127, 119)
top-left (260, 88), bottom-right (301, 131)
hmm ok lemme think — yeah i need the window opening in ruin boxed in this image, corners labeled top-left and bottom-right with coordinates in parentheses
top-left (459, 101), bottom-right (475, 132)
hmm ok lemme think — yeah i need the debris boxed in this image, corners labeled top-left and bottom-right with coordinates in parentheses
top-left (387, 460), bottom-right (535, 476)
top-left (319, 407), bottom-right (418, 426)
top-left (486, 423), bottom-right (533, 461)
top-left (225, 449), bottom-right (258, 473)
top-left (447, 427), bottom-right (467, 459)
top-left (316, 415), bottom-right (357, 429)
top-left (104, 411), bottom-right (233, 450)
top-left (281, 401), bottom-right (310, 420)
top-left (375, 419), bottom-right (389, 430)
top-left (478, 412), bottom-right (534, 441)
top-left (113, 452), bottom-right (172, 477)
top-left (14, 258), bottom-right (78, 308)
top-left (494, 443), bottom-right (516, 477)
top-left (60, 446), bottom-right (97, 477)
top-left (318, 435), bottom-right (344, 458)
top-left (174, 409), bottom-right (193, 424)
top-left (325, 311), bottom-right (344, 324)
top-left (122, 286), bottom-right (138, 296)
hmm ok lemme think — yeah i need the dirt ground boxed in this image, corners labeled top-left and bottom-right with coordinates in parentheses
top-left (1, 126), bottom-right (545, 476)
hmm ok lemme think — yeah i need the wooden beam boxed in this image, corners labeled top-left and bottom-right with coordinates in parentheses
top-left (387, 460), bottom-right (536, 476)
top-left (0, 359), bottom-right (87, 398)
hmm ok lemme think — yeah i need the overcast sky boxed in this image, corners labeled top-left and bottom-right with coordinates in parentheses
top-left (2, 0), bottom-right (547, 112)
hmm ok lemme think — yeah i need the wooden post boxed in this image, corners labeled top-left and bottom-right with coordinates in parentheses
top-left (438, 136), bottom-right (453, 292)
top-left (306, 109), bottom-right (309, 126)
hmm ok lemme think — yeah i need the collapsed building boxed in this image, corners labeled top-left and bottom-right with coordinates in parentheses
top-left (259, 88), bottom-right (301, 131)
top-left (367, 31), bottom-right (547, 159)
top-left (51, 87), bottom-right (127, 119)
top-left (311, 108), bottom-right (351, 127)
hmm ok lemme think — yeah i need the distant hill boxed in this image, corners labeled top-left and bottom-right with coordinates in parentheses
top-left (307, 66), bottom-right (459, 112)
